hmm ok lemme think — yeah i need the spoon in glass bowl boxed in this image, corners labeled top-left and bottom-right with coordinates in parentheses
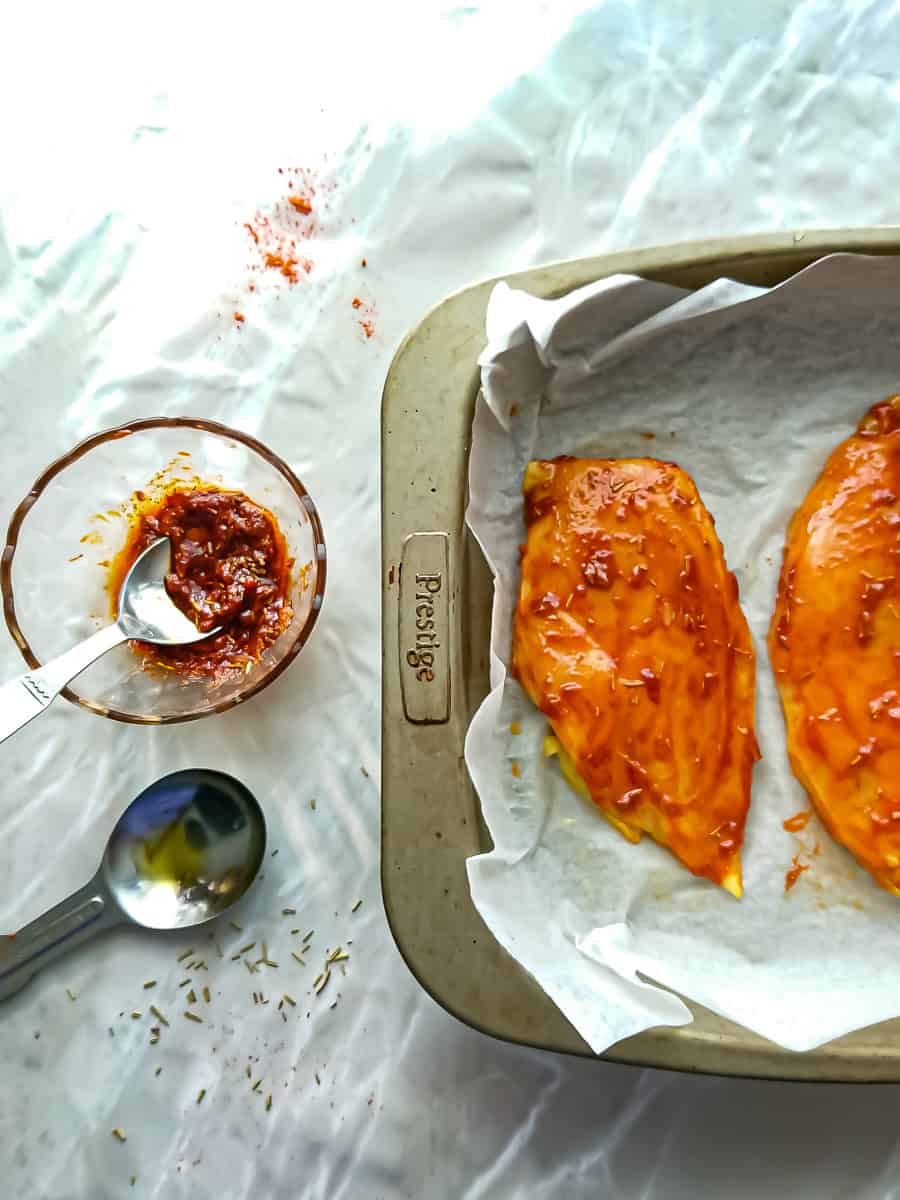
top-left (0, 536), bottom-right (218, 745)
top-left (0, 768), bottom-right (266, 1000)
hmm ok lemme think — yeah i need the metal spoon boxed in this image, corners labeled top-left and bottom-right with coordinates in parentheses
top-left (0, 536), bottom-right (217, 745)
top-left (0, 768), bottom-right (266, 1000)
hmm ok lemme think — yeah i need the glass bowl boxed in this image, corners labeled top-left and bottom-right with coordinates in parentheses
top-left (1, 418), bottom-right (326, 725)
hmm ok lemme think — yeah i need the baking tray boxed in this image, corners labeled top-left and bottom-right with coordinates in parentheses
top-left (381, 229), bottom-right (900, 1081)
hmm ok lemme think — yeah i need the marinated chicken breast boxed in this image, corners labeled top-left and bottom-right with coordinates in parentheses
top-left (770, 395), bottom-right (900, 895)
top-left (513, 457), bottom-right (759, 896)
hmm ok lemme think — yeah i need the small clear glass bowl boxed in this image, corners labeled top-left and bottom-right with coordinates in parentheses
top-left (1, 418), bottom-right (326, 725)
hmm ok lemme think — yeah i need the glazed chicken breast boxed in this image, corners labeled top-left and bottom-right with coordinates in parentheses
top-left (770, 395), bottom-right (900, 895)
top-left (513, 457), bottom-right (759, 896)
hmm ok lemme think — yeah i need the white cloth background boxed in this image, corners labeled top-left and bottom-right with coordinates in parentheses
top-left (1, 3), bottom-right (899, 1197)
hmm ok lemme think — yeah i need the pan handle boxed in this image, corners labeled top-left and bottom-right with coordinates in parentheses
top-left (398, 532), bottom-right (450, 724)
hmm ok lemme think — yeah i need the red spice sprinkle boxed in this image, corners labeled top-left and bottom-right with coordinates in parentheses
top-left (265, 252), bottom-right (301, 283)
top-left (352, 289), bottom-right (377, 339)
top-left (784, 855), bottom-right (809, 892)
top-left (783, 810), bottom-right (811, 833)
top-left (241, 167), bottom-right (330, 289)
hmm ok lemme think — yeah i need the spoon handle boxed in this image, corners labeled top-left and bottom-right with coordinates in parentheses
top-left (0, 623), bottom-right (127, 745)
top-left (0, 873), bottom-right (120, 1000)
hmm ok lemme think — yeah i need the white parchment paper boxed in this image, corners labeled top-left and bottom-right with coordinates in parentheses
top-left (466, 254), bottom-right (900, 1054)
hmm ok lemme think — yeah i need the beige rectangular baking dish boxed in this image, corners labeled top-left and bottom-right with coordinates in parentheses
top-left (381, 229), bottom-right (900, 1080)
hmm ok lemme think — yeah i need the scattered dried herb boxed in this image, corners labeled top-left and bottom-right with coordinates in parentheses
top-left (314, 971), bottom-right (330, 995)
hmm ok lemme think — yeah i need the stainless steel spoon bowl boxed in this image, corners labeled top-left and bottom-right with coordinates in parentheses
top-left (0, 769), bottom-right (266, 1000)
top-left (0, 536), bottom-right (218, 745)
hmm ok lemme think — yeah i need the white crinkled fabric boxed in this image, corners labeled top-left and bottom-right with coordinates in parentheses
top-left (1, 3), bottom-right (900, 1198)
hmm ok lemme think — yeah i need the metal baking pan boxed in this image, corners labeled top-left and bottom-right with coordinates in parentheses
top-left (381, 229), bottom-right (900, 1081)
